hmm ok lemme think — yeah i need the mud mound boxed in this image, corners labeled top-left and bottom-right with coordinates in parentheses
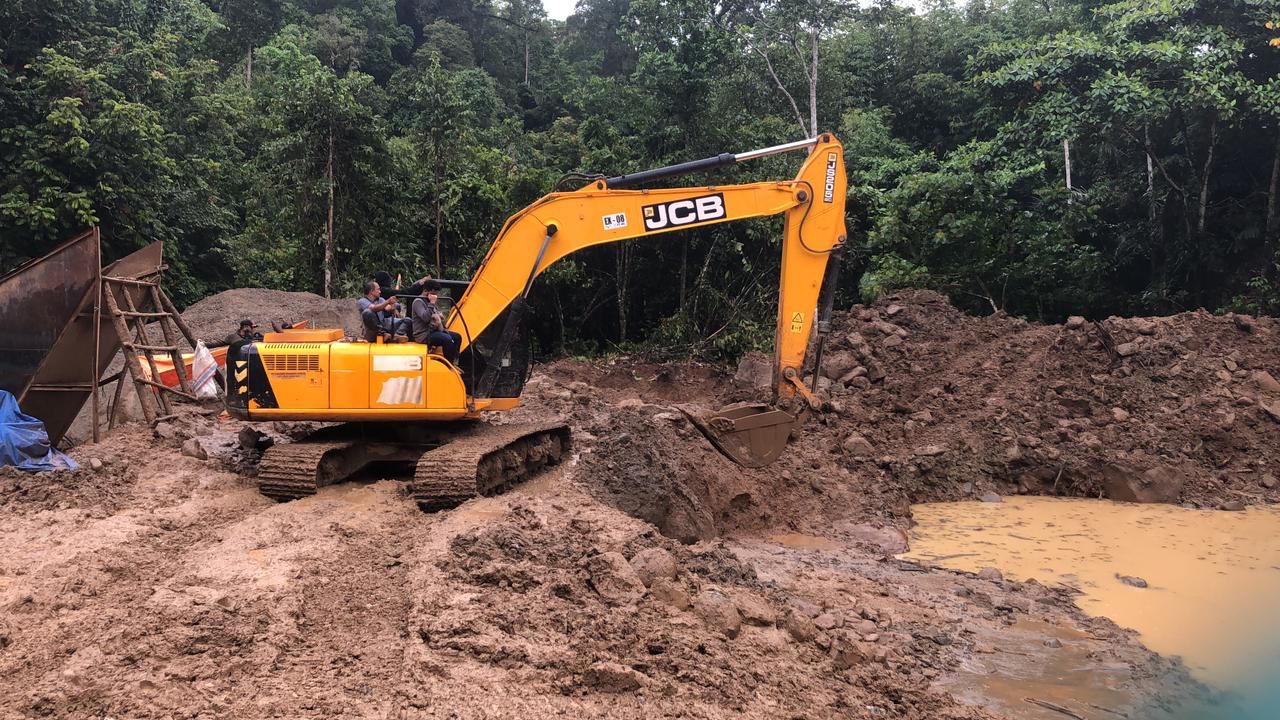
top-left (180, 288), bottom-right (362, 343)
top-left (540, 291), bottom-right (1278, 547)
top-left (0, 463), bottom-right (133, 514)
top-left (410, 501), bottom-right (992, 718)
top-left (797, 290), bottom-right (1280, 510)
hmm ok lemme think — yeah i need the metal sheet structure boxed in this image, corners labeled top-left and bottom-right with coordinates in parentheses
top-left (0, 231), bottom-right (165, 445)
top-left (0, 230), bottom-right (102, 442)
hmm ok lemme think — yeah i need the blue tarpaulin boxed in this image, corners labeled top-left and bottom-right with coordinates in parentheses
top-left (0, 389), bottom-right (78, 471)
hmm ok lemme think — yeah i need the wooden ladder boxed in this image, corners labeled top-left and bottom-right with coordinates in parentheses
top-left (101, 275), bottom-right (202, 425)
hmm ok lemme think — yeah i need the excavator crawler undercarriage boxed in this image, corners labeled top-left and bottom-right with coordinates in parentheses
top-left (257, 420), bottom-right (570, 511)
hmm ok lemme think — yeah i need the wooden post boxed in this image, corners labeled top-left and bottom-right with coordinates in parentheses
top-left (149, 285), bottom-right (193, 395)
top-left (158, 288), bottom-right (225, 389)
top-left (91, 273), bottom-right (101, 443)
top-left (119, 283), bottom-right (170, 416)
top-left (101, 283), bottom-right (160, 424)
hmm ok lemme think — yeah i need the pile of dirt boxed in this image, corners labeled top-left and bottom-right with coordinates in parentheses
top-left (794, 290), bottom-right (1280, 512)
top-left (180, 288), bottom-right (362, 343)
top-left (540, 291), bottom-right (1279, 545)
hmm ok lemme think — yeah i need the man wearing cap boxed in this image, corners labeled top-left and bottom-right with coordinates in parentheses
top-left (411, 281), bottom-right (462, 363)
top-left (224, 319), bottom-right (262, 346)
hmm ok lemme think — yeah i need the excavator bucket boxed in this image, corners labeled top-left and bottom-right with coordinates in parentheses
top-left (679, 403), bottom-right (796, 468)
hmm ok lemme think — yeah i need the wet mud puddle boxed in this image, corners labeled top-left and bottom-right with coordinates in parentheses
top-left (901, 497), bottom-right (1280, 718)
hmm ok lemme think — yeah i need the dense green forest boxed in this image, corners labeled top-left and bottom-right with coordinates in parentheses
top-left (2, 0), bottom-right (1279, 357)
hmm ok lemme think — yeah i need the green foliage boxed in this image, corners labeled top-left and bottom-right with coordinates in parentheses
top-left (3, 0), bottom-right (1280, 359)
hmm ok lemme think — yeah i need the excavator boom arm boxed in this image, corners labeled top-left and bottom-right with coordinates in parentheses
top-left (450, 134), bottom-right (847, 399)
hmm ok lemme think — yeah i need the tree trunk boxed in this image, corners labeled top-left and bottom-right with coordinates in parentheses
top-left (1198, 116), bottom-right (1217, 236)
top-left (434, 149), bottom-right (444, 276)
top-left (1062, 138), bottom-right (1072, 204)
top-left (524, 30), bottom-right (530, 86)
top-left (808, 28), bottom-right (819, 136)
top-left (244, 44), bottom-right (253, 87)
top-left (615, 245), bottom-right (632, 342)
top-left (324, 126), bottom-right (335, 299)
top-left (1145, 127), bottom-right (1161, 284)
top-left (1267, 125), bottom-right (1280, 273)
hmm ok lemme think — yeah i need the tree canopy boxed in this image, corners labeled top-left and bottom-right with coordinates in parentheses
top-left (3, 0), bottom-right (1278, 357)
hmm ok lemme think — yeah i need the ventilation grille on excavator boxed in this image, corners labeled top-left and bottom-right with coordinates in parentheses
top-left (264, 354), bottom-right (320, 372)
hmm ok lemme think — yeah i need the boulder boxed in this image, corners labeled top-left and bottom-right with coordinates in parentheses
top-left (1065, 316), bottom-right (1087, 329)
top-left (1252, 370), bottom-right (1280, 394)
top-left (1111, 407), bottom-right (1130, 422)
top-left (693, 590), bottom-right (742, 639)
top-left (1261, 474), bottom-right (1278, 490)
top-left (833, 522), bottom-right (909, 554)
top-left (977, 567), bottom-right (1004, 582)
top-left (733, 352), bottom-right (773, 389)
top-left (731, 592), bottom-right (777, 627)
top-left (782, 609), bottom-right (816, 642)
top-left (180, 438), bottom-right (207, 461)
top-left (820, 350), bottom-right (860, 381)
top-left (1100, 462), bottom-right (1185, 504)
top-left (629, 548), bottom-right (678, 588)
top-left (831, 633), bottom-right (871, 669)
top-left (582, 552), bottom-right (646, 605)
top-left (584, 662), bottom-right (645, 693)
top-left (154, 422), bottom-right (178, 440)
top-left (649, 578), bottom-right (691, 611)
top-left (841, 433), bottom-right (876, 457)
top-left (1115, 341), bottom-right (1140, 357)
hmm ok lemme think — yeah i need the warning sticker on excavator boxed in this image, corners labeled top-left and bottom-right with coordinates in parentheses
top-left (373, 355), bottom-right (423, 372)
top-left (790, 311), bottom-right (804, 333)
top-left (602, 212), bottom-right (628, 230)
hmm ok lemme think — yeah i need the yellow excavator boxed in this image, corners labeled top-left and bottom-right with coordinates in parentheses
top-left (227, 133), bottom-right (848, 509)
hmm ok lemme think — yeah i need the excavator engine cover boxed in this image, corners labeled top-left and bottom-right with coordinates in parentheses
top-left (680, 403), bottom-right (796, 468)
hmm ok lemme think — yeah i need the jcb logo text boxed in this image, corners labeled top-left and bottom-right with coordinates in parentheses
top-left (642, 193), bottom-right (726, 232)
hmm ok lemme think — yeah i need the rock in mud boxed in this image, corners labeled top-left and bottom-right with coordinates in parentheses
top-left (1250, 370), bottom-right (1280, 394)
top-left (814, 611), bottom-right (842, 631)
top-left (841, 433), bottom-right (876, 456)
top-left (1100, 462), bottom-right (1184, 504)
top-left (979, 493), bottom-right (1002, 503)
top-left (693, 589), bottom-right (742, 639)
top-left (732, 592), bottom-right (777, 627)
top-left (1219, 500), bottom-right (1246, 511)
top-left (1044, 638), bottom-right (1064, 649)
top-left (1262, 474), bottom-right (1278, 489)
top-left (1112, 407), bottom-right (1131, 422)
top-left (648, 578), bottom-right (691, 610)
top-left (1233, 314), bottom-right (1258, 333)
top-left (154, 422), bottom-right (178, 440)
top-left (582, 552), bottom-right (646, 605)
top-left (88, 458), bottom-right (104, 471)
top-left (833, 522), bottom-right (909, 554)
top-left (1065, 316), bottom-right (1087, 329)
top-left (1116, 574), bottom-right (1148, 588)
top-left (821, 350), bottom-right (860, 380)
top-left (1116, 341), bottom-right (1141, 357)
top-left (584, 662), bottom-right (646, 692)
top-left (914, 444), bottom-right (947, 457)
top-left (629, 548), bottom-right (678, 587)
top-left (831, 634), bottom-right (871, 669)
top-left (237, 426), bottom-right (272, 451)
top-left (782, 609), bottom-right (817, 642)
top-left (977, 567), bottom-right (1004, 582)
top-left (733, 351), bottom-right (772, 389)
top-left (181, 438), bottom-right (207, 461)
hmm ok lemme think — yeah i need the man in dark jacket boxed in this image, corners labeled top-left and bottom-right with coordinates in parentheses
top-left (411, 282), bottom-right (462, 363)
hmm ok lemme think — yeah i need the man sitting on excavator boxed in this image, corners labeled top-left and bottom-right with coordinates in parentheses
top-left (411, 281), bottom-right (462, 363)
top-left (357, 280), bottom-right (409, 342)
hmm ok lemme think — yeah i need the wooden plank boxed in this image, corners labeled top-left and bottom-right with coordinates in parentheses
top-left (101, 283), bottom-right (159, 424)
top-left (149, 285), bottom-right (193, 395)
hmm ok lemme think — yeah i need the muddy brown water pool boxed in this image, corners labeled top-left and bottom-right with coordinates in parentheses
top-left (901, 497), bottom-right (1280, 718)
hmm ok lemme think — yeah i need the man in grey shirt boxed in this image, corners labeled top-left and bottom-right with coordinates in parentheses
top-left (411, 282), bottom-right (462, 363)
top-left (357, 280), bottom-right (409, 342)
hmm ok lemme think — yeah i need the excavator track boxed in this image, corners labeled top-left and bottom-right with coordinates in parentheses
top-left (410, 420), bottom-right (571, 512)
top-left (257, 441), bottom-right (359, 502)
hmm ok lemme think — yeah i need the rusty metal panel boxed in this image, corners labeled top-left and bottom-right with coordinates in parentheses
top-left (0, 233), bottom-right (166, 445)
top-left (0, 229), bottom-right (101, 399)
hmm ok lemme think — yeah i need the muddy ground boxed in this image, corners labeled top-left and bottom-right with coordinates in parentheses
top-left (3, 290), bottom-right (1275, 719)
